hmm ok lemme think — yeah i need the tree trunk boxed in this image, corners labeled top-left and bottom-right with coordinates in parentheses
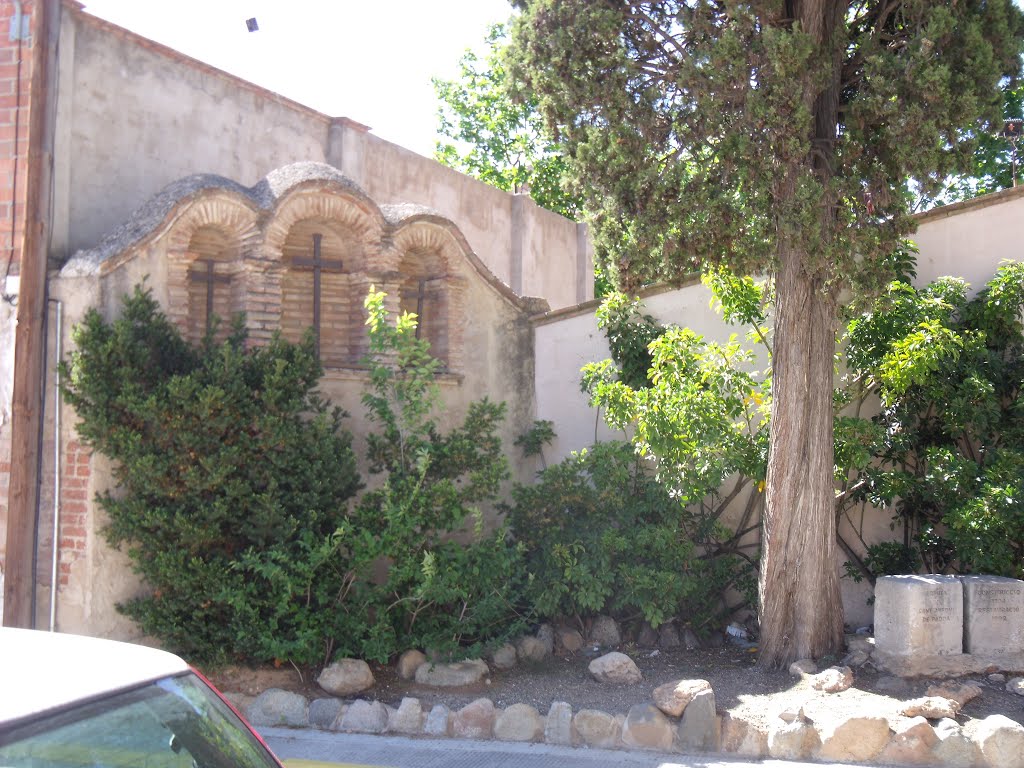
top-left (755, 0), bottom-right (847, 670)
top-left (757, 246), bottom-right (845, 667)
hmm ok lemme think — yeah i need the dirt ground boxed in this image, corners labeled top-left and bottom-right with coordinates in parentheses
top-left (207, 643), bottom-right (1024, 731)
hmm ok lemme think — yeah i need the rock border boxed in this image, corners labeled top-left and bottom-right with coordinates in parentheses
top-left (227, 620), bottom-right (1024, 768)
top-left (234, 684), bottom-right (1024, 767)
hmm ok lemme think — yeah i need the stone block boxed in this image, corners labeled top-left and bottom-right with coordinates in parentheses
top-left (423, 704), bottom-right (450, 736)
top-left (337, 699), bottom-right (388, 733)
top-left (308, 697), bottom-right (343, 729)
top-left (768, 720), bottom-right (820, 760)
top-left (875, 575), bottom-right (962, 657)
top-left (387, 697), bottom-right (423, 734)
top-left (245, 688), bottom-right (308, 728)
top-left (876, 716), bottom-right (938, 765)
top-left (961, 575), bottom-right (1024, 655)
top-left (677, 689), bottom-right (720, 752)
top-left (396, 649), bottom-right (427, 680)
top-left (452, 698), bottom-right (495, 740)
top-left (588, 651), bottom-right (642, 684)
top-left (414, 658), bottom-right (489, 687)
top-left (317, 658), bottom-right (375, 696)
top-left (815, 713), bottom-right (891, 762)
top-left (933, 718), bottom-right (981, 768)
top-left (973, 715), bottom-right (1024, 768)
top-left (573, 709), bottom-right (620, 749)
top-left (490, 643), bottom-right (517, 670)
top-left (493, 703), bottom-right (543, 742)
top-left (621, 704), bottom-right (674, 752)
top-left (720, 712), bottom-right (767, 757)
top-left (544, 701), bottom-right (574, 746)
top-left (652, 678), bottom-right (712, 717)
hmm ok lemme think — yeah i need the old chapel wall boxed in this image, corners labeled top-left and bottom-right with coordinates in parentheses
top-left (50, 3), bottom-right (591, 307)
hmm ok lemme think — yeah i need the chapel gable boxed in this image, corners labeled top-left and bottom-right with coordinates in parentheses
top-left (62, 165), bottom-right (529, 380)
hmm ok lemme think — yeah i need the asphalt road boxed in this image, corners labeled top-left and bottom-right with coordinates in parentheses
top-left (263, 728), bottom-right (866, 768)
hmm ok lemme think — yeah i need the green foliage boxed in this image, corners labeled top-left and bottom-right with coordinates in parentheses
top-left (352, 289), bottom-right (527, 660)
top-left (62, 287), bottom-right (363, 667)
top-left (583, 321), bottom-right (769, 505)
top-left (594, 293), bottom-right (664, 389)
top-left (929, 79), bottom-right (1024, 206)
top-left (842, 263), bottom-right (1024, 579)
top-left (505, 441), bottom-right (751, 631)
top-left (434, 23), bottom-right (582, 221)
top-left (508, 1), bottom-right (1022, 290)
top-left (514, 419), bottom-right (556, 468)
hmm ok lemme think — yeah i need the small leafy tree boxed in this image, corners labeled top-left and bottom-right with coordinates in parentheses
top-left (352, 289), bottom-right (527, 660)
top-left (841, 263), bottom-right (1024, 579)
top-left (61, 288), bottom-right (362, 666)
top-left (434, 23), bottom-right (582, 220)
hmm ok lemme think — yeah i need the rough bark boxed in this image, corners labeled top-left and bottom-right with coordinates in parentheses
top-left (758, 247), bottom-right (845, 666)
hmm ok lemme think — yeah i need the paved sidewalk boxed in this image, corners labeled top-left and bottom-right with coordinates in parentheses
top-left (263, 728), bottom-right (862, 768)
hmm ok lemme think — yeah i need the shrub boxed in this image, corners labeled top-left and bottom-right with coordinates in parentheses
top-left (352, 289), bottom-right (527, 661)
top-left (843, 263), bottom-right (1024, 579)
top-left (62, 288), bottom-right (362, 666)
top-left (505, 440), bottom-right (752, 631)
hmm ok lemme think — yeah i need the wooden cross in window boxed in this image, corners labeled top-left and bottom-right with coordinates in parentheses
top-left (188, 260), bottom-right (231, 334)
top-left (403, 279), bottom-right (428, 339)
top-left (293, 234), bottom-right (344, 357)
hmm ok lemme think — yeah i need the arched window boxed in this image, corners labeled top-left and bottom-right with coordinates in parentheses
top-left (185, 226), bottom-right (236, 345)
top-left (398, 250), bottom-right (448, 368)
top-left (280, 218), bottom-right (363, 367)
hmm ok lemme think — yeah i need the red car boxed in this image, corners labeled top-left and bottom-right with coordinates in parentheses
top-left (0, 628), bottom-right (286, 768)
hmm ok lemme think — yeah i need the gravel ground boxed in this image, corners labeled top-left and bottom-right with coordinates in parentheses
top-left (208, 643), bottom-right (1024, 731)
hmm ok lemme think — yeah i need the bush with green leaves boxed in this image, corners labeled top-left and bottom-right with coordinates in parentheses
top-left (62, 288), bottom-right (363, 667)
top-left (351, 289), bottom-right (527, 661)
top-left (841, 262), bottom-right (1024, 579)
top-left (506, 440), bottom-right (754, 632)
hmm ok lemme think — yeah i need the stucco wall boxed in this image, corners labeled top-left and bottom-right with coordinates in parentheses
top-left (913, 186), bottom-right (1024, 292)
top-left (54, 10), bottom-right (329, 260)
top-left (50, 5), bottom-right (589, 310)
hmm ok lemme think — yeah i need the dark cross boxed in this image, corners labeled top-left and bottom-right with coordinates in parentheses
top-left (293, 234), bottom-right (344, 356)
top-left (403, 279), bottom-right (428, 339)
top-left (188, 260), bottom-right (231, 333)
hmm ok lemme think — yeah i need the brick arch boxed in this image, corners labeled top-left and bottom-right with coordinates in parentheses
top-left (264, 186), bottom-right (384, 264)
top-left (164, 194), bottom-right (259, 344)
top-left (269, 191), bottom-right (386, 368)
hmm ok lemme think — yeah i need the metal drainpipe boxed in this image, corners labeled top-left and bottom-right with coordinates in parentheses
top-left (48, 299), bottom-right (61, 631)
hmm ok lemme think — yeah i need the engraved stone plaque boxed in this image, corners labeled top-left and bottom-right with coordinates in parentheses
top-left (874, 575), bottom-right (963, 657)
top-left (962, 575), bottom-right (1024, 655)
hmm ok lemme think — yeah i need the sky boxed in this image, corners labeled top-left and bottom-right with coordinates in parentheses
top-left (79, 1), bottom-right (515, 158)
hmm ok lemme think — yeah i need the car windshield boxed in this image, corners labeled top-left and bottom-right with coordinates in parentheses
top-left (0, 672), bottom-right (279, 768)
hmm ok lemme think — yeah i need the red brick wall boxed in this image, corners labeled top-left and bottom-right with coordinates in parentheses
top-left (56, 440), bottom-right (89, 586)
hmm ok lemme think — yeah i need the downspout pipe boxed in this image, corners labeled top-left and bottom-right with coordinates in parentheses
top-left (49, 298), bottom-right (61, 631)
